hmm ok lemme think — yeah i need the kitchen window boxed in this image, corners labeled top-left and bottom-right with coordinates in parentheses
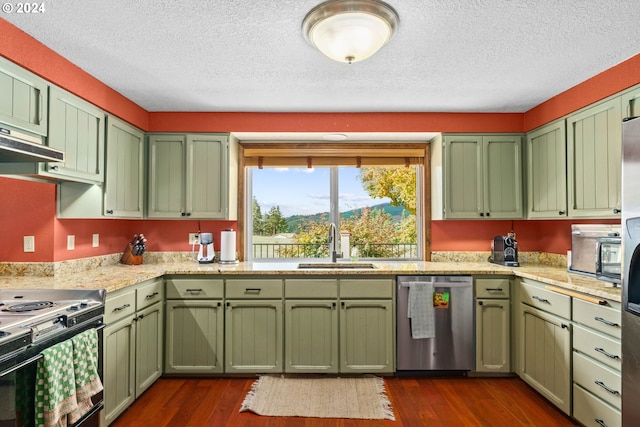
top-left (241, 143), bottom-right (430, 261)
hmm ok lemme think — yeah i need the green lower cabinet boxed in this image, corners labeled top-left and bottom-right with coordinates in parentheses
top-left (475, 298), bottom-right (510, 373)
top-left (519, 304), bottom-right (571, 415)
top-left (225, 300), bottom-right (283, 373)
top-left (134, 302), bottom-right (163, 397)
top-left (164, 300), bottom-right (224, 374)
top-left (339, 299), bottom-right (394, 373)
top-left (285, 300), bottom-right (339, 373)
top-left (103, 314), bottom-right (136, 426)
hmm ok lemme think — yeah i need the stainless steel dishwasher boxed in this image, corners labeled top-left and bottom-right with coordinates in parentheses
top-left (396, 275), bottom-right (474, 373)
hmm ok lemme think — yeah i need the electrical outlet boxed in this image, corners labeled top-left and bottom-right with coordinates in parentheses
top-left (24, 236), bottom-right (35, 252)
top-left (92, 233), bottom-right (99, 248)
top-left (67, 235), bottom-right (75, 250)
top-left (189, 233), bottom-right (200, 245)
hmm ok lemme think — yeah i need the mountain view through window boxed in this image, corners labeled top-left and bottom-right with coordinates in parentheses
top-left (249, 165), bottom-right (419, 260)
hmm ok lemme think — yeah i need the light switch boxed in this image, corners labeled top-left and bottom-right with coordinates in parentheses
top-left (67, 235), bottom-right (75, 250)
top-left (24, 236), bottom-right (35, 252)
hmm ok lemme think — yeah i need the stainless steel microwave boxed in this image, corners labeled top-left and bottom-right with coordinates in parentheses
top-left (596, 236), bottom-right (622, 284)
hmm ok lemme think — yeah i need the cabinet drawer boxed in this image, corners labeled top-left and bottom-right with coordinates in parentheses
top-left (105, 289), bottom-right (136, 324)
top-left (573, 298), bottom-right (621, 339)
top-left (519, 279), bottom-right (570, 318)
top-left (165, 278), bottom-right (224, 299)
top-left (573, 324), bottom-right (621, 371)
top-left (340, 278), bottom-right (393, 299)
top-left (475, 278), bottom-right (510, 298)
top-left (285, 278), bottom-right (338, 298)
top-left (573, 351), bottom-right (622, 410)
top-left (573, 383), bottom-right (621, 427)
top-left (136, 279), bottom-right (164, 310)
top-left (226, 279), bottom-right (283, 299)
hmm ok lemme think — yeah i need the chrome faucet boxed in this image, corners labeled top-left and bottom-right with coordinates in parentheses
top-left (328, 223), bottom-right (343, 263)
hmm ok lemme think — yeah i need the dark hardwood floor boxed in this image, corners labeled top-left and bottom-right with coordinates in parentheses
top-left (111, 376), bottom-right (580, 427)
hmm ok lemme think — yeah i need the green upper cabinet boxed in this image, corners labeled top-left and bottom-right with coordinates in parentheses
top-left (443, 134), bottom-right (523, 219)
top-left (0, 57), bottom-right (48, 136)
top-left (147, 134), bottom-right (185, 218)
top-left (526, 120), bottom-right (567, 218)
top-left (567, 97), bottom-right (622, 218)
top-left (46, 86), bottom-right (105, 183)
top-left (148, 133), bottom-right (235, 219)
top-left (104, 116), bottom-right (145, 218)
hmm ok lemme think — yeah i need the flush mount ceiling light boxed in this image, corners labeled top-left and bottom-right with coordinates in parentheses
top-left (302, 0), bottom-right (399, 64)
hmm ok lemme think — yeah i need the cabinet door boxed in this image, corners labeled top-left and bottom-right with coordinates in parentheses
top-left (0, 57), bottom-right (48, 135)
top-left (285, 299), bottom-right (338, 373)
top-left (483, 135), bottom-right (523, 219)
top-left (147, 134), bottom-right (186, 218)
top-left (443, 135), bottom-right (484, 218)
top-left (340, 299), bottom-right (394, 373)
top-left (476, 299), bottom-right (510, 372)
top-left (567, 97), bottom-right (622, 218)
top-left (186, 134), bottom-right (229, 218)
top-left (135, 302), bottom-right (163, 398)
top-left (526, 120), bottom-right (567, 218)
top-left (165, 300), bottom-right (224, 374)
top-left (103, 315), bottom-right (136, 426)
top-left (225, 300), bottom-right (283, 373)
top-left (48, 86), bottom-right (105, 183)
top-left (519, 304), bottom-right (571, 415)
top-left (104, 116), bottom-right (145, 218)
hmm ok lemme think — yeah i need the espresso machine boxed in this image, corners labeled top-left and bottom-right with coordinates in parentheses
top-left (197, 232), bottom-right (215, 264)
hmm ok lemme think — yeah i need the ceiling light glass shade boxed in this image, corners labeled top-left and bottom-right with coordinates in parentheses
top-left (303, 0), bottom-right (399, 64)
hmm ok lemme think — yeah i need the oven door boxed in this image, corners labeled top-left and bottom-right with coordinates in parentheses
top-left (0, 321), bottom-right (104, 427)
top-left (596, 237), bottom-right (622, 284)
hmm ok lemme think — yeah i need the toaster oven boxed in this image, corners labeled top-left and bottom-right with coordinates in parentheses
top-left (596, 236), bottom-right (622, 284)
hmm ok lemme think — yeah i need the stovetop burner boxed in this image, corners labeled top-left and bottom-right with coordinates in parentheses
top-left (2, 300), bottom-right (55, 312)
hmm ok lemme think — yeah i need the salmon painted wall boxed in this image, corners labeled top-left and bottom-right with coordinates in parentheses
top-left (431, 219), bottom-right (620, 255)
top-left (0, 177), bottom-right (237, 262)
top-left (0, 18), bottom-right (636, 262)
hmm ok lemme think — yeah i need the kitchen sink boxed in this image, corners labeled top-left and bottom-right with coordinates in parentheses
top-left (297, 262), bottom-right (377, 269)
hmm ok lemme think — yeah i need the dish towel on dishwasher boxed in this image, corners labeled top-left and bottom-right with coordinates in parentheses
top-left (35, 339), bottom-right (78, 427)
top-left (69, 328), bottom-right (103, 424)
top-left (406, 281), bottom-right (435, 339)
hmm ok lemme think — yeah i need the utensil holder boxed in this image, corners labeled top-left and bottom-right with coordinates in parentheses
top-left (120, 243), bottom-right (143, 265)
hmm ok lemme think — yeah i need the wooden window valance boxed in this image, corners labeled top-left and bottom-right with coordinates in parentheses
top-left (242, 142), bottom-right (427, 168)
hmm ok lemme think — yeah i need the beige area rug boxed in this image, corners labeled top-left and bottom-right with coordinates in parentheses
top-left (240, 375), bottom-right (395, 420)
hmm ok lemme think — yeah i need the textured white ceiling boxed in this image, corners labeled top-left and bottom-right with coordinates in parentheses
top-left (3, 0), bottom-right (640, 113)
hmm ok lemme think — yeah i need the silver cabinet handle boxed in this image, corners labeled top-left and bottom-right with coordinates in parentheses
top-left (244, 288), bottom-right (261, 294)
top-left (595, 347), bottom-right (620, 359)
top-left (595, 380), bottom-right (620, 396)
top-left (532, 295), bottom-right (549, 303)
top-left (485, 288), bottom-right (503, 291)
top-left (595, 419), bottom-right (608, 427)
top-left (595, 317), bottom-right (620, 328)
top-left (145, 292), bottom-right (159, 300)
top-left (113, 303), bottom-right (130, 312)
top-left (186, 288), bottom-right (203, 293)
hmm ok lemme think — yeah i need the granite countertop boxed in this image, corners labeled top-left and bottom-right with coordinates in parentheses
top-left (0, 259), bottom-right (622, 302)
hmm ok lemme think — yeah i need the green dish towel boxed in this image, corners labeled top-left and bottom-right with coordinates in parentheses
top-left (35, 340), bottom-right (78, 427)
top-left (69, 329), bottom-right (103, 424)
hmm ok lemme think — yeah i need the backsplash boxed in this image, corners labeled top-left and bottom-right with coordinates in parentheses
top-left (431, 251), bottom-right (568, 267)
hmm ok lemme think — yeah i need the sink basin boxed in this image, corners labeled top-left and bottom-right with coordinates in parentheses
top-left (297, 262), bottom-right (377, 269)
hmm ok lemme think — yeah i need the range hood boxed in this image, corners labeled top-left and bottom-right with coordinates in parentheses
top-left (0, 127), bottom-right (64, 163)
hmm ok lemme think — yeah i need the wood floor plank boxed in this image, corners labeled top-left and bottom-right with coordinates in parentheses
top-left (111, 376), bottom-right (581, 427)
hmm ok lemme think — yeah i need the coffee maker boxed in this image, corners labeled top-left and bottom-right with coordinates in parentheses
top-left (197, 232), bottom-right (215, 264)
top-left (489, 234), bottom-right (519, 267)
